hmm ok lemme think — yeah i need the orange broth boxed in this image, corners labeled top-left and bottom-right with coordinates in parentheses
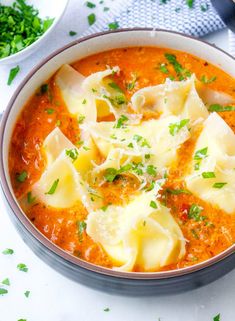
top-left (9, 47), bottom-right (235, 271)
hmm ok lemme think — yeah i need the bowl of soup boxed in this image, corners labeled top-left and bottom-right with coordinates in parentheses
top-left (0, 29), bottom-right (235, 296)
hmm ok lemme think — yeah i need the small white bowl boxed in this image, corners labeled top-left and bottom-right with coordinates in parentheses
top-left (0, 0), bottom-right (69, 65)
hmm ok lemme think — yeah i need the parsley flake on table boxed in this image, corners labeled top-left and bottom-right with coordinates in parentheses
top-left (213, 314), bottom-right (220, 321)
top-left (104, 308), bottom-right (110, 312)
top-left (2, 278), bottom-right (10, 286)
top-left (88, 13), bottom-right (96, 26)
top-left (2, 248), bottom-right (14, 255)
top-left (24, 290), bottom-right (30, 298)
top-left (86, 1), bottom-right (96, 8)
top-left (7, 65), bottom-right (20, 85)
top-left (0, 288), bottom-right (8, 295)
top-left (69, 30), bottom-right (77, 36)
top-left (201, 3), bottom-right (209, 12)
top-left (17, 263), bottom-right (28, 272)
top-left (186, 0), bottom-right (194, 8)
top-left (108, 21), bottom-right (119, 30)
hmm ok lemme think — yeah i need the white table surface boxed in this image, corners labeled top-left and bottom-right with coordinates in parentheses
top-left (0, 1), bottom-right (234, 320)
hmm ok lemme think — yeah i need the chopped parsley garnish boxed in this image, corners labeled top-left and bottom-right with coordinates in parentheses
top-left (86, 1), bottom-right (96, 8)
top-left (166, 188), bottom-right (191, 195)
top-left (104, 308), bottom-right (110, 312)
top-left (18, 319), bottom-right (27, 321)
top-left (108, 21), bottom-right (119, 30)
top-left (213, 182), bottom-right (227, 189)
top-left (103, 7), bottom-right (110, 12)
top-left (101, 204), bottom-right (109, 212)
top-left (69, 30), bottom-right (77, 36)
top-left (194, 147), bottom-right (208, 160)
top-left (40, 83), bottom-right (48, 94)
top-left (16, 171), bottom-right (27, 182)
top-left (169, 119), bottom-right (189, 136)
top-left (201, 75), bottom-right (216, 84)
top-left (186, 0), bottom-right (194, 8)
top-left (208, 104), bottom-right (235, 112)
top-left (0, 288), bottom-right (8, 295)
top-left (17, 263), bottom-right (28, 272)
top-left (114, 115), bottom-right (129, 128)
top-left (104, 168), bottom-right (118, 182)
top-left (191, 228), bottom-right (199, 239)
top-left (2, 278), bottom-right (10, 286)
top-left (24, 290), bottom-right (30, 298)
top-left (150, 200), bottom-right (158, 209)
top-left (165, 53), bottom-right (191, 80)
top-left (45, 179), bottom-right (59, 195)
top-left (66, 148), bottom-right (79, 161)
top-left (213, 314), bottom-right (220, 321)
top-left (126, 73), bottom-right (138, 90)
top-left (132, 135), bottom-right (151, 148)
top-left (194, 162), bottom-right (200, 171)
top-left (88, 13), bottom-right (96, 26)
top-left (0, 0), bottom-right (54, 59)
top-left (114, 93), bottom-right (126, 105)
top-left (159, 63), bottom-right (169, 74)
top-left (78, 115), bottom-right (85, 124)
top-left (27, 192), bottom-right (36, 204)
top-left (146, 165), bottom-right (157, 176)
top-left (82, 99), bottom-right (87, 104)
top-left (78, 221), bottom-right (87, 235)
top-left (7, 65), bottom-right (20, 85)
top-left (108, 81), bottom-right (123, 92)
top-left (202, 171), bottom-right (216, 179)
top-left (45, 108), bottom-right (54, 114)
top-left (2, 248), bottom-right (14, 255)
top-left (189, 204), bottom-right (206, 222)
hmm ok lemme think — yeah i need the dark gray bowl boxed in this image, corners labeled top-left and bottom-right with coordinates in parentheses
top-left (0, 29), bottom-right (234, 296)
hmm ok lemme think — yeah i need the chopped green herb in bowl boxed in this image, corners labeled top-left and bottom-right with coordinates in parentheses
top-left (0, 0), bottom-right (68, 64)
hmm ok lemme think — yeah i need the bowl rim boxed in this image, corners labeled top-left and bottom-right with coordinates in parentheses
top-left (0, 28), bottom-right (235, 280)
top-left (0, 0), bottom-right (69, 64)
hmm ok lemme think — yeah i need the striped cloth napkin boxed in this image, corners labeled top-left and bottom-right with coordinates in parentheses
top-left (84, 0), bottom-right (235, 54)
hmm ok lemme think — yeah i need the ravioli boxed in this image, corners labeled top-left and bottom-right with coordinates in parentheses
top-left (85, 115), bottom-right (190, 174)
top-left (86, 190), bottom-right (185, 272)
top-left (32, 154), bottom-right (90, 209)
top-left (55, 64), bottom-right (126, 121)
top-left (131, 76), bottom-right (209, 124)
top-left (185, 112), bottom-right (235, 214)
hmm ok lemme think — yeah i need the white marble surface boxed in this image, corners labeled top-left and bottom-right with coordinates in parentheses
top-left (0, 1), bottom-right (234, 320)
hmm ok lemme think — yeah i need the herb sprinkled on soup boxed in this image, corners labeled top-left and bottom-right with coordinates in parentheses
top-left (9, 47), bottom-right (235, 272)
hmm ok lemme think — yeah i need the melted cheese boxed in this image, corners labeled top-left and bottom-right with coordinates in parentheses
top-left (32, 153), bottom-right (91, 209)
top-left (86, 190), bottom-right (185, 271)
top-left (185, 112), bottom-right (235, 214)
top-left (55, 64), bottom-right (124, 121)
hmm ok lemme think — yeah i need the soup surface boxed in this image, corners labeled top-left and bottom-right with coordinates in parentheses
top-left (9, 47), bottom-right (235, 272)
